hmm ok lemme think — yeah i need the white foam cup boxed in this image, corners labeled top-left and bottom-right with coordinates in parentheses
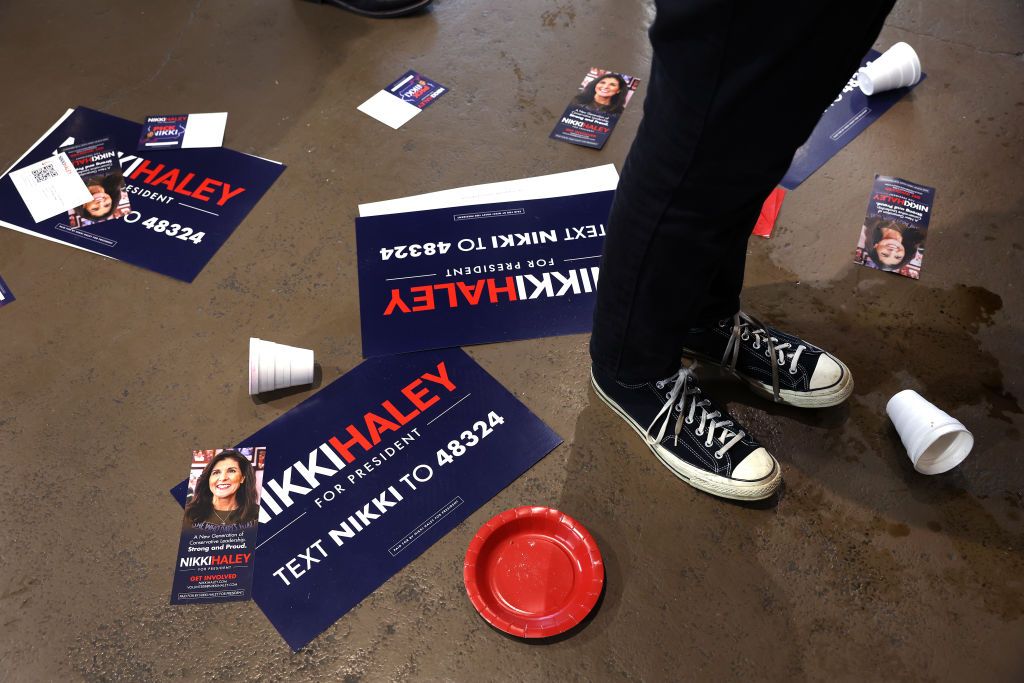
top-left (248, 337), bottom-right (315, 395)
top-left (886, 389), bottom-right (973, 474)
top-left (858, 42), bottom-right (921, 95)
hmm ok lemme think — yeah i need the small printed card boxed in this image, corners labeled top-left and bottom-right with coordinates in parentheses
top-left (59, 137), bottom-right (131, 229)
top-left (170, 446), bottom-right (267, 604)
top-left (550, 67), bottom-right (641, 150)
top-left (0, 274), bottom-right (14, 307)
top-left (854, 175), bottom-right (936, 280)
top-left (357, 70), bottom-right (449, 130)
top-left (138, 112), bottom-right (228, 150)
top-left (8, 153), bottom-right (92, 223)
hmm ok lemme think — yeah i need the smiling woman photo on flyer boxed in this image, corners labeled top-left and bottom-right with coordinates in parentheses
top-left (183, 449), bottom-right (260, 529)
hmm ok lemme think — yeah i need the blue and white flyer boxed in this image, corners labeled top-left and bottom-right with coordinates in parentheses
top-left (173, 348), bottom-right (562, 649)
top-left (171, 447), bottom-right (267, 605)
top-left (357, 70), bottom-right (449, 130)
top-left (550, 67), bottom-right (641, 150)
top-left (138, 113), bottom-right (228, 151)
top-left (854, 175), bottom-right (935, 280)
top-left (356, 190), bottom-right (615, 356)
top-left (0, 107), bottom-right (284, 282)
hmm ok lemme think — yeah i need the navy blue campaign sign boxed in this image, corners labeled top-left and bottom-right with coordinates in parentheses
top-left (780, 50), bottom-right (926, 190)
top-left (0, 107), bottom-right (284, 282)
top-left (172, 348), bottom-right (561, 650)
top-left (356, 190), bottom-right (615, 357)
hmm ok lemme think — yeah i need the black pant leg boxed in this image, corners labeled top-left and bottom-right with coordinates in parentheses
top-left (590, 0), bottom-right (896, 381)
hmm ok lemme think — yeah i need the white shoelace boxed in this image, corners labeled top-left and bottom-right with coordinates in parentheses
top-left (721, 312), bottom-right (806, 402)
top-left (647, 367), bottom-right (746, 459)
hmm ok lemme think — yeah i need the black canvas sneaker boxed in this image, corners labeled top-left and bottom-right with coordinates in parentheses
top-left (591, 364), bottom-right (781, 501)
top-left (681, 312), bottom-right (853, 408)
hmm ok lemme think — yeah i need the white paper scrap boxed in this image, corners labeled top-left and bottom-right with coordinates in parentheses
top-left (357, 90), bottom-right (422, 130)
top-left (182, 112), bottom-right (228, 149)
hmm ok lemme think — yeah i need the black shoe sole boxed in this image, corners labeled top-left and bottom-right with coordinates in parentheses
top-left (311, 0), bottom-right (433, 18)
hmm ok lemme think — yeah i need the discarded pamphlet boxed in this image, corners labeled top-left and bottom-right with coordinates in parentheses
top-left (138, 113), bottom-right (228, 150)
top-left (550, 67), bottom-right (640, 150)
top-left (854, 175), bottom-right (935, 279)
top-left (358, 70), bottom-right (449, 130)
top-left (171, 446), bottom-right (267, 604)
top-left (7, 153), bottom-right (90, 223)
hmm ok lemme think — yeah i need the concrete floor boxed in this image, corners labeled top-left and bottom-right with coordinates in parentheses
top-left (1, 0), bottom-right (1022, 680)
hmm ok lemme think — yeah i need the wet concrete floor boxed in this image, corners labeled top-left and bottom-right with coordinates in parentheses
top-left (0, 0), bottom-right (1022, 680)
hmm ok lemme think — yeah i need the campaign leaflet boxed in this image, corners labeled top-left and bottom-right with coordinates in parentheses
top-left (0, 273), bottom-right (14, 307)
top-left (171, 348), bottom-right (562, 650)
top-left (171, 446), bottom-right (267, 604)
top-left (358, 70), bottom-right (450, 130)
top-left (137, 113), bottom-right (228, 151)
top-left (58, 137), bottom-right (131, 230)
top-left (0, 107), bottom-right (285, 282)
top-left (356, 190), bottom-right (615, 357)
top-left (550, 67), bottom-right (641, 150)
top-left (7, 153), bottom-right (91, 223)
top-left (138, 114), bottom-right (188, 149)
top-left (780, 50), bottom-right (926, 190)
top-left (854, 175), bottom-right (935, 280)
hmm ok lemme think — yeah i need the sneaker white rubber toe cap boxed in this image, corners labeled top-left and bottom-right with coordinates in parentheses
top-left (809, 354), bottom-right (844, 390)
top-left (731, 447), bottom-right (777, 482)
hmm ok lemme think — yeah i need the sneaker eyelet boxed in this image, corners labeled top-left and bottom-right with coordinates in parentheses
top-left (789, 367), bottom-right (798, 375)
top-left (740, 333), bottom-right (749, 341)
top-left (714, 452), bottom-right (722, 459)
top-left (656, 381), bottom-right (664, 389)
top-left (764, 350), bottom-right (770, 357)
top-left (665, 392), bottom-right (672, 399)
top-left (694, 428), bottom-right (704, 437)
top-left (752, 343), bottom-right (760, 350)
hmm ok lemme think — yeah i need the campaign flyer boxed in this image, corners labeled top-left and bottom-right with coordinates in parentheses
top-left (356, 190), bottom-right (615, 357)
top-left (0, 273), bottom-right (14, 307)
top-left (0, 107), bottom-right (285, 282)
top-left (137, 113), bottom-right (228, 151)
top-left (171, 447), bottom-right (267, 604)
top-left (59, 137), bottom-right (131, 230)
top-left (854, 175), bottom-right (935, 280)
top-left (780, 50), bottom-right (925, 190)
top-left (7, 153), bottom-right (91, 223)
top-left (138, 114), bottom-right (188, 149)
top-left (550, 67), bottom-right (641, 150)
top-left (172, 348), bottom-right (562, 650)
top-left (357, 70), bottom-right (449, 130)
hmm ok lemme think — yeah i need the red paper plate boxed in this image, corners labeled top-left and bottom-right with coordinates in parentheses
top-left (463, 506), bottom-right (604, 638)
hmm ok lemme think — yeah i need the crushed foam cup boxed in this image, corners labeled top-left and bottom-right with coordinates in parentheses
top-left (886, 389), bottom-right (973, 474)
top-left (248, 337), bottom-right (315, 395)
top-left (858, 42), bottom-right (921, 96)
